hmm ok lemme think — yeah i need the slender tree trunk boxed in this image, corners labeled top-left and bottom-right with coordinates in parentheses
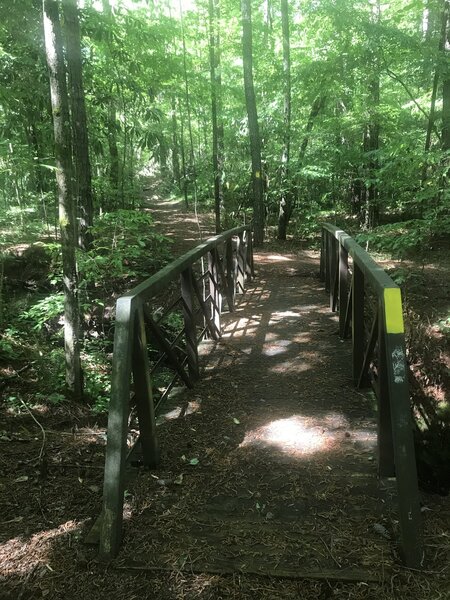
top-left (43, 0), bottom-right (82, 399)
top-left (209, 0), bottom-right (224, 233)
top-left (362, 0), bottom-right (381, 229)
top-left (102, 0), bottom-right (119, 208)
top-left (171, 96), bottom-right (181, 190)
top-left (62, 0), bottom-right (93, 250)
top-left (180, 0), bottom-right (196, 209)
top-left (441, 1), bottom-right (450, 150)
top-left (293, 95), bottom-right (326, 204)
top-left (179, 108), bottom-right (189, 208)
top-left (241, 0), bottom-right (265, 244)
top-left (277, 0), bottom-right (292, 240)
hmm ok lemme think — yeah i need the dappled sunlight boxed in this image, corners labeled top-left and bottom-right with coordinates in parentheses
top-left (240, 416), bottom-right (328, 456)
top-left (239, 413), bottom-right (377, 458)
top-left (269, 360), bottom-right (312, 374)
top-left (0, 520), bottom-right (80, 577)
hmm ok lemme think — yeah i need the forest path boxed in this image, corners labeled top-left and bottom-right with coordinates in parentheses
top-left (116, 198), bottom-right (396, 580)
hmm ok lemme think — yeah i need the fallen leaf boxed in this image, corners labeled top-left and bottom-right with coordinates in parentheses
top-left (232, 417), bottom-right (240, 424)
top-left (189, 458), bottom-right (199, 466)
top-left (14, 475), bottom-right (29, 483)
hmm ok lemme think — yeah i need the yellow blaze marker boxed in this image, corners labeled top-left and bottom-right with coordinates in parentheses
top-left (255, 170), bottom-right (261, 178)
top-left (384, 287), bottom-right (404, 334)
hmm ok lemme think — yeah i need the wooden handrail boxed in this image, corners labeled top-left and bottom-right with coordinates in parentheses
top-left (97, 225), bottom-right (254, 558)
top-left (320, 224), bottom-right (423, 569)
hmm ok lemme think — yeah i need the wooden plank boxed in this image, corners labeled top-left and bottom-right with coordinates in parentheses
top-left (352, 264), bottom-right (365, 386)
top-left (180, 267), bottom-right (199, 381)
top-left (338, 244), bottom-right (348, 337)
top-left (382, 331), bottom-right (423, 567)
top-left (208, 250), bottom-right (222, 333)
top-left (114, 560), bottom-right (387, 583)
top-left (132, 303), bottom-right (160, 468)
top-left (214, 247), bottom-right (234, 312)
top-left (377, 317), bottom-right (395, 478)
top-left (144, 307), bottom-right (193, 389)
top-left (190, 270), bottom-right (220, 340)
top-left (225, 238), bottom-right (235, 311)
top-left (357, 313), bottom-right (378, 389)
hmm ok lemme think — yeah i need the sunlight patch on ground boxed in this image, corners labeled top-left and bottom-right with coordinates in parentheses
top-left (239, 414), bottom-right (377, 457)
top-left (262, 339), bottom-right (292, 356)
top-left (0, 520), bottom-right (80, 577)
top-left (240, 416), bottom-right (327, 456)
top-left (269, 360), bottom-right (311, 374)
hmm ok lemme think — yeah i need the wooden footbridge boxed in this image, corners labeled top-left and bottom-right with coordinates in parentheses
top-left (88, 224), bottom-right (424, 579)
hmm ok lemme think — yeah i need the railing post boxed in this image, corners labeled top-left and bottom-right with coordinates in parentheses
top-left (325, 231), bottom-right (330, 293)
top-left (338, 241), bottom-right (348, 338)
top-left (237, 232), bottom-right (246, 293)
top-left (377, 307), bottom-right (395, 477)
top-left (132, 302), bottom-right (160, 467)
top-left (352, 263), bottom-right (365, 385)
top-left (181, 267), bottom-right (199, 380)
top-left (245, 229), bottom-right (253, 280)
top-left (225, 238), bottom-right (235, 312)
top-left (208, 249), bottom-right (222, 334)
top-left (381, 288), bottom-right (423, 568)
top-left (99, 297), bottom-right (134, 559)
top-left (319, 228), bottom-right (325, 281)
top-left (330, 236), bottom-right (338, 312)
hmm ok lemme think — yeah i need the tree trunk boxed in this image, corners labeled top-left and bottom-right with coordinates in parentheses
top-left (442, 1), bottom-right (450, 150)
top-left (43, 0), bottom-right (82, 399)
top-left (277, 0), bottom-right (292, 240)
top-left (62, 0), bottom-right (93, 250)
top-left (241, 0), bottom-right (265, 245)
top-left (362, 0), bottom-right (381, 229)
top-left (209, 0), bottom-right (224, 233)
top-left (171, 96), bottom-right (181, 190)
top-left (180, 0), bottom-right (197, 210)
top-left (102, 0), bottom-right (119, 207)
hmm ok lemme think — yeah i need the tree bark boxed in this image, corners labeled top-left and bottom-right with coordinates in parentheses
top-left (43, 0), bottom-right (82, 399)
top-left (171, 96), bottom-right (181, 190)
top-left (209, 0), bottom-right (224, 233)
top-left (441, 0), bottom-right (450, 150)
top-left (241, 0), bottom-right (265, 245)
top-left (277, 0), bottom-right (292, 240)
top-left (102, 0), bottom-right (119, 207)
top-left (62, 0), bottom-right (93, 250)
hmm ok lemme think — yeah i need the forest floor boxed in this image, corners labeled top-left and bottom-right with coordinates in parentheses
top-left (0, 193), bottom-right (449, 599)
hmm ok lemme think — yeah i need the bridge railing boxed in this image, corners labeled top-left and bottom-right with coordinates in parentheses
top-left (320, 224), bottom-right (423, 568)
top-left (98, 225), bottom-right (254, 558)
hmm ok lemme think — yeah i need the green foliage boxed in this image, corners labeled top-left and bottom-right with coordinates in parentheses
top-left (19, 293), bottom-right (64, 331)
top-left (356, 214), bottom-right (450, 258)
top-left (79, 209), bottom-right (172, 291)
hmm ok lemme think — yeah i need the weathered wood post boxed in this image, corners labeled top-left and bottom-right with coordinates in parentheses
top-left (208, 249), bottom-right (222, 334)
top-left (352, 263), bottom-right (365, 386)
top-left (324, 231), bottom-right (330, 293)
top-left (181, 266), bottom-right (199, 380)
top-left (381, 288), bottom-right (423, 567)
top-left (338, 241), bottom-right (348, 338)
top-left (237, 232), bottom-right (246, 293)
top-left (225, 238), bottom-right (236, 311)
top-left (132, 302), bottom-right (160, 467)
top-left (377, 307), bottom-right (395, 477)
top-left (99, 296), bottom-right (135, 559)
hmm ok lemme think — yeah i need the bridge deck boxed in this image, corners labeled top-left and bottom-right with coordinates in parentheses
top-left (115, 249), bottom-right (396, 580)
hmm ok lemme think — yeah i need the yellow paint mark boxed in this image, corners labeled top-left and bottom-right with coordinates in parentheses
top-left (255, 170), bottom-right (261, 178)
top-left (384, 288), bottom-right (404, 334)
